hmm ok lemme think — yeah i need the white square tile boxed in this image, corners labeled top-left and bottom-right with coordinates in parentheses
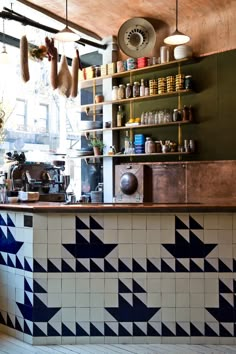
top-left (117, 214), bottom-right (132, 229)
top-left (105, 293), bottom-right (118, 307)
top-left (90, 278), bottom-right (105, 293)
top-left (62, 307), bottom-right (76, 322)
top-left (160, 215), bottom-right (175, 230)
top-left (160, 229), bottom-right (175, 243)
top-left (15, 213), bottom-right (24, 228)
top-left (62, 229), bottom-right (75, 243)
top-left (48, 279), bottom-right (61, 293)
top-left (48, 214), bottom-right (62, 230)
top-left (33, 214), bottom-right (48, 229)
top-left (147, 244), bottom-right (161, 258)
top-left (190, 293), bottom-right (205, 307)
top-left (162, 307), bottom-right (175, 322)
top-left (61, 215), bottom-right (75, 230)
top-left (205, 293), bottom-right (219, 307)
top-left (48, 229), bottom-right (62, 244)
top-left (33, 229), bottom-right (47, 244)
top-left (76, 278), bottom-right (90, 293)
top-left (132, 229), bottom-right (147, 243)
top-left (23, 228), bottom-right (33, 243)
top-left (118, 229), bottom-right (132, 243)
top-left (147, 229), bottom-right (161, 243)
top-left (90, 307), bottom-right (104, 321)
top-left (147, 293), bottom-right (161, 307)
top-left (62, 293), bottom-right (76, 307)
top-left (190, 308), bottom-right (205, 321)
top-left (161, 293), bottom-right (175, 307)
top-left (48, 293), bottom-right (62, 307)
top-left (23, 243), bottom-right (33, 258)
top-left (90, 293), bottom-right (104, 307)
top-left (204, 278), bottom-right (218, 293)
top-left (176, 307), bottom-right (190, 322)
top-left (218, 214), bottom-right (233, 229)
top-left (218, 229), bottom-right (233, 244)
top-left (132, 215), bottom-right (146, 230)
top-left (176, 278), bottom-right (189, 293)
top-left (204, 214), bottom-right (219, 229)
top-left (204, 230), bottom-right (218, 243)
top-left (48, 244), bottom-right (61, 258)
top-left (76, 293), bottom-right (90, 307)
top-left (218, 244), bottom-right (233, 258)
top-left (176, 293), bottom-right (189, 308)
top-left (147, 278), bottom-right (161, 292)
top-left (104, 278), bottom-right (118, 293)
top-left (132, 244), bottom-right (146, 258)
top-left (118, 244), bottom-right (132, 258)
top-left (104, 229), bottom-right (118, 243)
top-left (190, 278), bottom-right (204, 293)
top-left (62, 278), bottom-right (75, 293)
top-left (103, 215), bottom-right (118, 229)
top-left (33, 244), bottom-right (47, 259)
top-left (147, 215), bottom-right (161, 230)
top-left (161, 278), bottom-right (175, 293)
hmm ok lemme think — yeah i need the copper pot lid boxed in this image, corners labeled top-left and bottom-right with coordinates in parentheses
top-left (120, 172), bottom-right (138, 195)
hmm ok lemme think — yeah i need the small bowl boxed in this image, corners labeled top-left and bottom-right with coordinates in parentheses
top-left (95, 95), bottom-right (104, 103)
top-left (8, 196), bottom-right (18, 203)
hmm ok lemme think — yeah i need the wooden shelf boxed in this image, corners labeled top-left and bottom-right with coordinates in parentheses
top-left (75, 151), bottom-right (192, 159)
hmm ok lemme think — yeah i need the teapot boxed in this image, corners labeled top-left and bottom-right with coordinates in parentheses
top-left (160, 140), bottom-right (170, 153)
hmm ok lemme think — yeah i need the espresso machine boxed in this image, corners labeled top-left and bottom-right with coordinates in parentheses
top-left (6, 152), bottom-right (69, 202)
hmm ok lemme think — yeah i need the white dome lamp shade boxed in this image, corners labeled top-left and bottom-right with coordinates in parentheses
top-left (164, 0), bottom-right (190, 45)
top-left (54, 0), bottom-right (80, 42)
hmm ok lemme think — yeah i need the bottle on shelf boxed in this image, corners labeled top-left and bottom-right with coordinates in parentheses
top-left (125, 83), bottom-right (133, 99)
top-left (133, 81), bottom-right (140, 98)
top-left (140, 79), bottom-right (145, 97)
top-left (117, 105), bottom-right (124, 127)
top-left (124, 131), bottom-right (130, 154)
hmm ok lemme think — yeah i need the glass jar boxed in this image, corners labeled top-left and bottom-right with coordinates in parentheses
top-left (133, 81), bottom-right (140, 98)
top-left (112, 86), bottom-right (118, 100)
top-left (118, 84), bottom-right (125, 100)
top-left (125, 83), bottom-right (132, 98)
top-left (140, 79), bottom-right (145, 97)
top-left (185, 75), bottom-right (193, 90)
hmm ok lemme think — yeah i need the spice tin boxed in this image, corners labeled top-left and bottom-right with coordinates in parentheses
top-left (126, 57), bottom-right (137, 70)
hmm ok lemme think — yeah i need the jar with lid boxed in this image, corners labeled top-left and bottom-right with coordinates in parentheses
top-left (133, 81), bottom-right (140, 98)
top-left (173, 108), bottom-right (179, 122)
top-left (112, 86), bottom-right (118, 100)
top-left (125, 83), bottom-right (132, 98)
top-left (145, 137), bottom-right (155, 153)
top-left (118, 84), bottom-right (125, 100)
top-left (184, 75), bottom-right (193, 90)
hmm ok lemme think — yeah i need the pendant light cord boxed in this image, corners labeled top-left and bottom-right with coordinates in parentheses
top-left (176, 0), bottom-right (178, 31)
top-left (65, 0), bottom-right (68, 28)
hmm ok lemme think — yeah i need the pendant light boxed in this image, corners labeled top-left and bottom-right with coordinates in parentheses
top-left (0, 19), bottom-right (10, 65)
top-left (54, 0), bottom-right (80, 42)
top-left (164, 0), bottom-right (190, 45)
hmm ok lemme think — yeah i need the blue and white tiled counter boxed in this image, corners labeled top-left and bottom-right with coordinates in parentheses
top-left (0, 204), bottom-right (236, 345)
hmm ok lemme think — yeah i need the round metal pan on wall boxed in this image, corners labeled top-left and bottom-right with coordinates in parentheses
top-left (120, 172), bottom-right (138, 195)
top-left (118, 17), bottom-right (156, 58)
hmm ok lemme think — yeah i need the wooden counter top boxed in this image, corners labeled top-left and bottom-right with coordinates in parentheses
top-left (1, 201), bottom-right (236, 213)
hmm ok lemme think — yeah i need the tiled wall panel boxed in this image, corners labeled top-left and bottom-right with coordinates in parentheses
top-left (0, 211), bottom-right (236, 345)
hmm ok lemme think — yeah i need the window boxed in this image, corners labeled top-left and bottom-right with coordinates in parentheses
top-left (14, 99), bottom-right (27, 131)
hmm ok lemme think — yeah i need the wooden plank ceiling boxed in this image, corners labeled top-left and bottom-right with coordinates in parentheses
top-left (18, 0), bottom-right (236, 57)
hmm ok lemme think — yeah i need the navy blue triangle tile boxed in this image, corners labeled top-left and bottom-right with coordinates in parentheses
top-left (24, 278), bottom-right (33, 292)
top-left (219, 280), bottom-right (233, 294)
top-left (0, 215), bottom-right (6, 226)
top-left (147, 259), bottom-right (160, 272)
top-left (0, 312), bottom-right (6, 325)
top-left (33, 323), bottom-right (47, 337)
top-left (24, 320), bottom-right (32, 335)
top-left (147, 323), bottom-right (161, 336)
top-left (204, 259), bottom-right (218, 272)
top-left (90, 216), bottom-right (103, 230)
top-left (17, 303), bottom-right (33, 321)
top-left (90, 259), bottom-right (103, 272)
top-left (219, 259), bottom-right (232, 273)
top-left (76, 231), bottom-right (89, 245)
top-left (62, 323), bottom-right (75, 336)
top-left (205, 323), bottom-right (219, 337)
top-left (76, 323), bottom-right (89, 336)
top-left (33, 280), bottom-right (47, 294)
top-left (118, 323), bottom-right (132, 336)
top-left (119, 280), bottom-right (132, 294)
top-left (118, 259), bottom-right (132, 272)
top-left (189, 216), bottom-right (203, 230)
top-left (220, 324), bottom-right (233, 337)
top-left (24, 293), bottom-right (33, 306)
top-left (33, 296), bottom-right (60, 322)
top-left (133, 279), bottom-right (146, 293)
top-left (90, 323), bottom-right (103, 336)
top-left (0, 228), bottom-right (23, 254)
top-left (7, 214), bottom-right (15, 227)
top-left (175, 259), bottom-right (189, 272)
top-left (104, 323), bottom-right (117, 336)
top-left (190, 260), bottom-right (203, 272)
top-left (24, 258), bottom-right (33, 272)
top-left (7, 254), bottom-right (15, 268)
top-left (234, 280), bottom-right (236, 293)
top-left (189, 231), bottom-right (204, 258)
top-left (219, 294), bottom-right (233, 309)
top-left (233, 259), bottom-right (236, 272)
top-left (47, 259), bottom-right (61, 273)
top-left (47, 323), bottom-right (61, 336)
top-left (15, 317), bottom-right (23, 332)
top-left (234, 323), bottom-right (236, 337)
top-left (190, 323), bottom-right (204, 336)
top-left (162, 323), bottom-right (175, 336)
top-left (7, 314), bottom-right (15, 329)
top-left (76, 217), bottom-right (89, 230)
top-left (104, 259), bottom-right (117, 273)
top-left (132, 259), bottom-right (146, 272)
top-left (164, 231), bottom-right (188, 258)
top-left (33, 259), bottom-right (46, 272)
top-left (133, 295), bottom-right (159, 322)
top-left (62, 260), bottom-right (75, 272)
top-left (176, 323), bottom-right (189, 337)
top-left (161, 259), bottom-right (175, 272)
top-left (76, 259), bottom-right (89, 272)
top-left (133, 323), bottom-right (146, 336)
top-left (0, 253), bottom-right (7, 266)
top-left (175, 216), bottom-right (189, 229)
top-left (16, 256), bottom-right (24, 270)
top-left (64, 242), bottom-right (116, 259)
top-left (90, 231), bottom-right (104, 244)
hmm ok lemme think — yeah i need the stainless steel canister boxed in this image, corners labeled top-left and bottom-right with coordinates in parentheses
top-left (160, 46), bottom-right (170, 64)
